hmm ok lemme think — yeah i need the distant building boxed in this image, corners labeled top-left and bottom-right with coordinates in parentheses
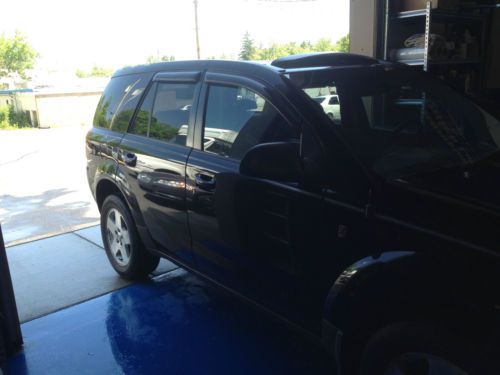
top-left (0, 84), bottom-right (105, 129)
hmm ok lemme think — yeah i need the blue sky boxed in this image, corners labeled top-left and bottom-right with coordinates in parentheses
top-left (1, 0), bottom-right (349, 71)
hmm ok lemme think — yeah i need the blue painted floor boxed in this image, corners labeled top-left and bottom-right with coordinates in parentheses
top-left (6, 268), bottom-right (333, 375)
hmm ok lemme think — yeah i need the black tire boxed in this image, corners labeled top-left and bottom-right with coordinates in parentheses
top-left (101, 194), bottom-right (159, 279)
top-left (359, 321), bottom-right (499, 375)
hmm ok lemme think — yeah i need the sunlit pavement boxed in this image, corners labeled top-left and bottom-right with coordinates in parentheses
top-left (0, 127), bottom-right (99, 246)
top-left (6, 267), bottom-right (334, 375)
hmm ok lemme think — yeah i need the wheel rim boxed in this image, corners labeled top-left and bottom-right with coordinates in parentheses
top-left (385, 352), bottom-right (468, 375)
top-left (106, 208), bottom-right (132, 267)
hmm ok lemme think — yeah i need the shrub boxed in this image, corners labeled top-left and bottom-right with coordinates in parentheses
top-left (0, 105), bottom-right (31, 129)
top-left (0, 106), bottom-right (10, 129)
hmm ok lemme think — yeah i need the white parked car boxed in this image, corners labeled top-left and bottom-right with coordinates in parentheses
top-left (312, 94), bottom-right (341, 123)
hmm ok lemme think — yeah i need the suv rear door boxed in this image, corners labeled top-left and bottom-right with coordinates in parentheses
top-left (117, 71), bottom-right (201, 265)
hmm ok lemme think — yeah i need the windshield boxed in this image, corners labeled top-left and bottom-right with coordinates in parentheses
top-left (286, 67), bottom-right (500, 179)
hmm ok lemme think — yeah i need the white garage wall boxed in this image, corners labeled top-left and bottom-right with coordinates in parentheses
top-left (35, 93), bottom-right (101, 128)
top-left (349, 0), bottom-right (378, 57)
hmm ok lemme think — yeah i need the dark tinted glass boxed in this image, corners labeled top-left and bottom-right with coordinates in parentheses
top-left (149, 83), bottom-right (195, 145)
top-left (203, 84), bottom-right (298, 160)
top-left (303, 86), bottom-right (342, 125)
top-left (329, 96), bottom-right (339, 105)
top-left (358, 82), bottom-right (497, 178)
top-left (287, 68), bottom-right (500, 179)
top-left (130, 83), bottom-right (156, 137)
top-left (94, 74), bottom-right (149, 131)
top-left (111, 77), bottom-right (150, 132)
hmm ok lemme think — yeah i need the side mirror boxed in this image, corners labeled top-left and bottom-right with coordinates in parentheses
top-left (240, 142), bottom-right (303, 182)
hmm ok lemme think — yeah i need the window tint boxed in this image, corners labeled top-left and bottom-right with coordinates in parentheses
top-left (130, 83), bottom-right (155, 137)
top-left (203, 84), bottom-right (298, 160)
top-left (303, 86), bottom-right (342, 125)
top-left (147, 83), bottom-right (195, 145)
top-left (287, 67), bottom-right (500, 179)
top-left (358, 84), bottom-right (488, 177)
top-left (94, 74), bottom-right (149, 131)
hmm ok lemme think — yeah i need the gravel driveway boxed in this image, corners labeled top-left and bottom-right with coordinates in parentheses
top-left (0, 127), bottom-right (100, 246)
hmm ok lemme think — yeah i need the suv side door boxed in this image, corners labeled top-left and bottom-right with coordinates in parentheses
top-left (185, 72), bottom-right (327, 328)
top-left (117, 71), bottom-right (201, 265)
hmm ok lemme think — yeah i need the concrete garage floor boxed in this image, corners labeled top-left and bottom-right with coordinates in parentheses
top-left (7, 225), bottom-right (176, 323)
top-left (4, 226), bottom-right (334, 374)
top-left (1, 128), bottom-right (333, 373)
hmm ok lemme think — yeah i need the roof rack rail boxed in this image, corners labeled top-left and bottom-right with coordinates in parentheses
top-left (271, 52), bottom-right (379, 69)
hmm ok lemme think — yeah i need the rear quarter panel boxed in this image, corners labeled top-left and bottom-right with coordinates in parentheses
top-left (86, 127), bottom-right (124, 202)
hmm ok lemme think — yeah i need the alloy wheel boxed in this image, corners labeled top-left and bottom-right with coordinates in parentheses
top-left (106, 208), bottom-right (132, 267)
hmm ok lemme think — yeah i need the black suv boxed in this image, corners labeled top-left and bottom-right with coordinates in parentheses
top-left (87, 53), bottom-right (500, 374)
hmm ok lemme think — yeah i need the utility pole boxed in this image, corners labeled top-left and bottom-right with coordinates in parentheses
top-left (194, 0), bottom-right (201, 59)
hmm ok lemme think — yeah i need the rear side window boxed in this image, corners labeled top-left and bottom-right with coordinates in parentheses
top-left (130, 82), bottom-right (196, 146)
top-left (93, 74), bottom-right (150, 132)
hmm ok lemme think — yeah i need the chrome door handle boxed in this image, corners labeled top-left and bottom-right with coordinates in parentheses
top-left (194, 172), bottom-right (215, 190)
top-left (122, 152), bottom-right (137, 167)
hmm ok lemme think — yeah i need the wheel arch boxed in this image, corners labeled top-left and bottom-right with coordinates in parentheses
top-left (322, 250), bottom-right (500, 373)
top-left (95, 177), bottom-right (122, 211)
top-left (95, 176), bottom-right (146, 228)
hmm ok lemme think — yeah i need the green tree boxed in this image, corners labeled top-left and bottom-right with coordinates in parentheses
top-left (89, 65), bottom-right (113, 77)
top-left (146, 55), bottom-right (175, 64)
top-left (239, 32), bottom-right (256, 61)
top-left (0, 104), bottom-right (30, 129)
top-left (334, 34), bottom-right (349, 53)
top-left (0, 30), bottom-right (38, 79)
top-left (76, 65), bottom-right (113, 78)
top-left (238, 34), bottom-right (349, 62)
top-left (313, 38), bottom-right (335, 52)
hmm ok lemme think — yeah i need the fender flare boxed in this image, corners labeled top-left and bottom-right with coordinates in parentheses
top-left (323, 251), bottom-right (416, 326)
top-left (95, 170), bottom-right (146, 228)
top-left (321, 251), bottom-right (416, 363)
top-left (321, 250), bottom-right (500, 373)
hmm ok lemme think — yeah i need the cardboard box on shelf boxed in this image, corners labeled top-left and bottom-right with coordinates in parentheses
top-left (391, 0), bottom-right (461, 12)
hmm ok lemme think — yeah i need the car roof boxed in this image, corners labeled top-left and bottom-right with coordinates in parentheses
top-left (112, 60), bottom-right (282, 78)
top-left (112, 53), bottom-right (392, 79)
top-left (271, 52), bottom-right (381, 69)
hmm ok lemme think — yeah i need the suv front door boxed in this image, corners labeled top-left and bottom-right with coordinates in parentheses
top-left (117, 72), bottom-right (201, 265)
top-left (186, 73), bottom-right (326, 328)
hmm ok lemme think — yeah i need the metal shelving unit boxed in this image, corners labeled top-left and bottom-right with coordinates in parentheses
top-left (395, 58), bottom-right (482, 65)
top-left (390, 7), bottom-right (486, 20)
top-left (383, 0), bottom-right (490, 88)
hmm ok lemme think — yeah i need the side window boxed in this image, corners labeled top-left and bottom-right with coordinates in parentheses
top-left (304, 86), bottom-right (342, 125)
top-left (130, 83), bottom-right (156, 137)
top-left (150, 83), bottom-right (195, 145)
top-left (94, 74), bottom-right (149, 132)
top-left (129, 82), bottom-right (196, 145)
top-left (203, 84), bottom-right (298, 160)
top-left (329, 96), bottom-right (339, 105)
